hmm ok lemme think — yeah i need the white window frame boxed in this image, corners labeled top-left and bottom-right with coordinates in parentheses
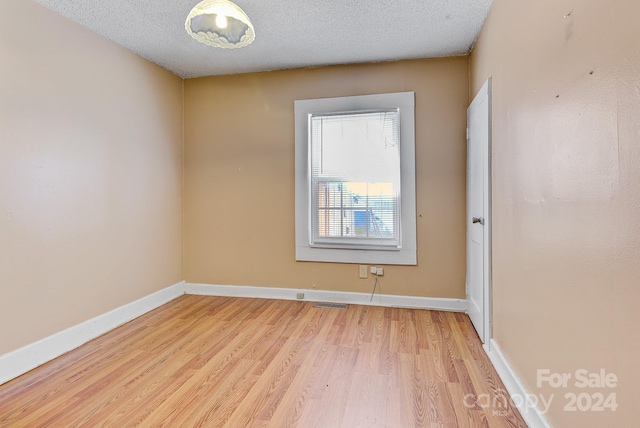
top-left (295, 92), bottom-right (417, 265)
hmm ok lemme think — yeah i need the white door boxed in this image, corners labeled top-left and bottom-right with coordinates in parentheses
top-left (467, 79), bottom-right (491, 343)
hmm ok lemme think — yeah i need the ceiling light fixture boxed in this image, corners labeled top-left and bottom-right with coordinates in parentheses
top-left (185, 0), bottom-right (255, 49)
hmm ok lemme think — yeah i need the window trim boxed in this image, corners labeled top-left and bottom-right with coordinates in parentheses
top-left (295, 92), bottom-right (417, 265)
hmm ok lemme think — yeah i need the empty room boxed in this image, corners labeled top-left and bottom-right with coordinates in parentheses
top-left (0, 0), bottom-right (638, 427)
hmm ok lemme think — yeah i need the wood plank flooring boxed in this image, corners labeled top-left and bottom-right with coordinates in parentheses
top-left (0, 295), bottom-right (527, 427)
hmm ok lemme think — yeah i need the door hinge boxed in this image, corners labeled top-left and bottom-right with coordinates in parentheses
top-left (466, 127), bottom-right (469, 140)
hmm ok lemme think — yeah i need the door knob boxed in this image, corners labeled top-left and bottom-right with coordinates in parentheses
top-left (472, 217), bottom-right (485, 225)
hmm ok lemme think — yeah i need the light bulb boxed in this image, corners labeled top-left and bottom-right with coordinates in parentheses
top-left (215, 14), bottom-right (228, 29)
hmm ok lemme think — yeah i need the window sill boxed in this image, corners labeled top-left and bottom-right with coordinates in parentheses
top-left (296, 245), bottom-right (416, 265)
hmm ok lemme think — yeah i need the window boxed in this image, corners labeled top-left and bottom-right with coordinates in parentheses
top-left (295, 92), bottom-right (416, 265)
top-left (311, 110), bottom-right (400, 248)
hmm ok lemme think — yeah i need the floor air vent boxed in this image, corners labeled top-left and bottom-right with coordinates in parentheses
top-left (313, 302), bottom-right (348, 310)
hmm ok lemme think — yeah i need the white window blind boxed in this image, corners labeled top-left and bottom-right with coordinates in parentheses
top-left (309, 110), bottom-right (401, 248)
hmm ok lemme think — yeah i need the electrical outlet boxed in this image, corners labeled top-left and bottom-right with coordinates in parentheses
top-left (296, 293), bottom-right (304, 299)
top-left (369, 266), bottom-right (384, 276)
top-left (359, 265), bottom-right (368, 279)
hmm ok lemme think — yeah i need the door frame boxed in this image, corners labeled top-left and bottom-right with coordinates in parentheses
top-left (466, 78), bottom-right (492, 348)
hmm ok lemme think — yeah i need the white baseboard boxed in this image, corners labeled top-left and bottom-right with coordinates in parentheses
top-left (0, 281), bottom-right (185, 386)
top-left (185, 283), bottom-right (467, 312)
top-left (484, 339), bottom-right (553, 428)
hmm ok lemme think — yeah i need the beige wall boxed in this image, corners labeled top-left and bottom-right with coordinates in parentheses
top-left (0, 0), bottom-right (183, 355)
top-left (471, 0), bottom-right (640, 426)
top-left (184, 58), bottom-right (468, 299)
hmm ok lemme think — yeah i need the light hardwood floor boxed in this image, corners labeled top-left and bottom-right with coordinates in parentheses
top-left (0, 295), bottom-right (527, 427)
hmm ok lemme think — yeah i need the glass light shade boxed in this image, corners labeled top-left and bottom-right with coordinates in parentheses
top-left (185, 0), bottom-right (255, 49)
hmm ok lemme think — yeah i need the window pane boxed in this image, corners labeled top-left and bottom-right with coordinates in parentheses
top-left (317, 181), bottom-right (342, 208)
top-left (317, 208), bottom-right (342, 237)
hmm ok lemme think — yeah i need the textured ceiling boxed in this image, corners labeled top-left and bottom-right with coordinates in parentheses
top-left (33, 0), bottom-right (493, 79)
